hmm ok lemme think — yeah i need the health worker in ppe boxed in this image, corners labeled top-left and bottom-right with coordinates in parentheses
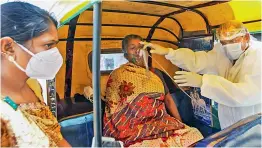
top-left (140, 20), bottom-right (262, 129)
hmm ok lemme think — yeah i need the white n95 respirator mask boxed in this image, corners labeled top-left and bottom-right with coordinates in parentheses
top-left (223, 42), bottom-right (244, 60)
top-left (10, 43), bottom-right (63, 80)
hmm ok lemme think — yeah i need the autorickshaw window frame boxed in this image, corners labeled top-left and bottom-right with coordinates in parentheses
top-left (178, 34), bottom-right (215, 51)
top-left (88, 48), bottom-right (128, 75)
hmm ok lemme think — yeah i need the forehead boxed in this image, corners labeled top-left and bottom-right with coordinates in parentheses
top-left (128, 39), bottom-right (141, 45)
top-left (33, 23), bottom-right (58, 42)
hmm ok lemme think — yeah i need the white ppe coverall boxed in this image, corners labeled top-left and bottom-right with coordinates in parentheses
top-left (165, 40), bottom-right (261, 129)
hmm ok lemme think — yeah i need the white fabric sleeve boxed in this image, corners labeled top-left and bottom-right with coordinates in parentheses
top-left (165, 47), bottom-right (218, 74)
top-left (200, 56), bottom-right (261, 107)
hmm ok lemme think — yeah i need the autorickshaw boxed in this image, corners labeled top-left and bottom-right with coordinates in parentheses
top-left (4, 0), bottom-right (261, 147)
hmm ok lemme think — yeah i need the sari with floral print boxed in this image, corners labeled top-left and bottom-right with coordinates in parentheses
top-left (103, 62), bottom-right (203, 147)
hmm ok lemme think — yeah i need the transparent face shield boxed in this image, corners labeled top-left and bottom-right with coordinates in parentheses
top-left (216, 28), bottom-right (247, 41)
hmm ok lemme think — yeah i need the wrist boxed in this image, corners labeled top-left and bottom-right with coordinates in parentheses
top-left (165, 48), bottom-right (172, 55)
top-left (165, 48), bottom-right (175, 59)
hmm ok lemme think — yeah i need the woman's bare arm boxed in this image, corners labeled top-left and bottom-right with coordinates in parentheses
top-left (164, 93), bottom-right (182, 122)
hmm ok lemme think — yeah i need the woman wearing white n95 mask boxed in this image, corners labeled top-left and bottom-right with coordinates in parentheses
top-left (140, 20), bottom-right (262, 129)
top-left (1, 2), bottom-right (71, 147)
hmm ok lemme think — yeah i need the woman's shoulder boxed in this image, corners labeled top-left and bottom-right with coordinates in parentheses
top-left (110, 63), bottom-right (129, 75)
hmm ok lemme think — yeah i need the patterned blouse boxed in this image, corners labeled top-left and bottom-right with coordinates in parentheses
top-left (1, 79), bottom-right (63, 147)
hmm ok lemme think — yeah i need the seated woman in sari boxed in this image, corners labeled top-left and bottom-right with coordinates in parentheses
top-left (103, 34), bottom-right (203, 147)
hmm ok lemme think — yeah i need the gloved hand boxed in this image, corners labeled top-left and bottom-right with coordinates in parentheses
top-left (173, 71), bottom-right (203, 87)
top-left (140, 41), bottom-right (170, 55)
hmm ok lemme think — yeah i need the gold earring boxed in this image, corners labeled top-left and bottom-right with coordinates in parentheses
top-left (8, 56), bottom-right (15, 62)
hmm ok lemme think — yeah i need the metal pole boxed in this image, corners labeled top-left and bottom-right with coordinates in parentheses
top-left (92, 1), bottom-right (102, 147)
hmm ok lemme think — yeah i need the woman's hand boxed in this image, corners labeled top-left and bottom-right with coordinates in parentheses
top-left (140, 41), bottom-right (170, 55)
top-left (84, 86), bottom-right (93, 98)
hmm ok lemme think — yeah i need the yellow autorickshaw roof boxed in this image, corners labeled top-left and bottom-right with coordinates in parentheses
top-left (57, 0), bottom-right (261, 32)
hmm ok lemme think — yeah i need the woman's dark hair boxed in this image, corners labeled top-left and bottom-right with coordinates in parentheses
top-left (122, 34), bottom-right (143, 53)
top-left (1, 2), bottom-right (58, 45)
